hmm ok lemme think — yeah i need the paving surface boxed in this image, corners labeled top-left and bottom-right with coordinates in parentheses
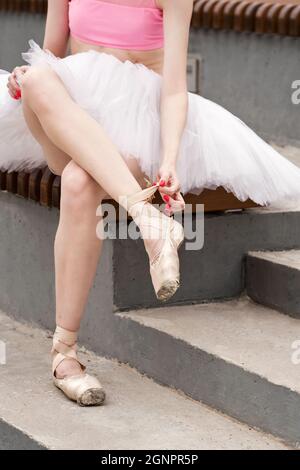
top-left (0, 311), bottom-right (288, 450)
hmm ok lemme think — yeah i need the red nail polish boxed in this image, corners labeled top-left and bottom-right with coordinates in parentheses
top-left (160, 180), bottom-right (166, 187)
top-left (166, 203), bottom-right (171, 209)
top-left (163, 195), bottom-right (170, 203)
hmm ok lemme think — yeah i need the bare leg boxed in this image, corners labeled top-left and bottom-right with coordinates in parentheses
top-left (55, 161), bottom-right (105, 331)
top-left (21, 97), bottom-right (149, 379)
top-left (22, 98), bottom-right (71, 175)
top-left (21, 100), bottom-right (104, 377)
top-left (54, 162), bottom-right (106, 377)
top-left (21, 66), bottom-right (142, 201)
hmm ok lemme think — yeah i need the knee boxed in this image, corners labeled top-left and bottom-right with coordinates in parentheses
top-left (21, 66), bottom-right (57, 112)
top-left (61, 162), bottom-right (105, 214)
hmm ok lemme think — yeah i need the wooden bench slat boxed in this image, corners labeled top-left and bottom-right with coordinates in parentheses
top-left (0, 171), bottom-right (7, 191)
top-left (289, 4), bottom-right (300, 36)
top-left (29, 168), bottom-right (43, 202)
top-left (17, 171), bottom-right (30, 198)
top-left (52, 176), bottom-right (61, 209)
top-left (6, 171), bottom-right (18, 194)
top-left (266, 3), bottom-right (286, 34)
top-left (223, 0), bottom-right (243, 30)
top-left (278, 4), bottom-right (297, 35)
top-left (40, 167), bottom-right (55, 207)
top-left (233, 1), bottom-right (253, 32)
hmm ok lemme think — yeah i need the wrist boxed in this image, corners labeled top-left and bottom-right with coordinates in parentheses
top-left (161, 153), bottom-right (178, 167)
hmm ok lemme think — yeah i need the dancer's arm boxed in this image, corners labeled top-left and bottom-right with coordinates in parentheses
top-left (158, 0), bottom-right (193, 196)
top-left (43, 0), bottom-right (70, 57)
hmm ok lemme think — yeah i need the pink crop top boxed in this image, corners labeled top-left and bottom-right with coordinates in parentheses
top-left (69, 0), bottom-right (164, 51)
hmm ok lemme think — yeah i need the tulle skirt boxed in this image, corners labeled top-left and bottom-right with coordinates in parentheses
top-left (1, 39), bottom-right (300, 207)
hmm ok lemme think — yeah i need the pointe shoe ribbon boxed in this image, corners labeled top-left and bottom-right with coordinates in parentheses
top-left (51, 325), bottom-right (86, 377)
top-left (51, 326), bottom-right (106, 406)
top-left (119, 182), bottom-right (159, 212)
top-left (120, 178), bottom-right (185, 216)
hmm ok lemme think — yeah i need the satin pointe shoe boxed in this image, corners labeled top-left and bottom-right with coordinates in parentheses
top-left (51, 325), bottom-right (106, 406)
top-left (120, 183), bottom-right (185, 301)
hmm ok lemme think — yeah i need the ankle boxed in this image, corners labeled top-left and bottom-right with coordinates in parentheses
top-left (53, 325), bottom-right (79, 346)
top-left (55, 358), bottom-right (83, 379)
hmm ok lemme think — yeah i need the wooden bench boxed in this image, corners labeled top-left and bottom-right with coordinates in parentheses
top-left (1, 0), bottom-right (299, 37)
top-left (192, 0), bottom-right (300, 36)
top-left (0, 168), bottom-right (257, 212)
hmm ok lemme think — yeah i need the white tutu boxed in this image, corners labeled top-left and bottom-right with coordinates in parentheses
top-left (1, 39), bottom-right (300, 207)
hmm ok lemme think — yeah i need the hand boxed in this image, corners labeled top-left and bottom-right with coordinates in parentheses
top-left (7, 65), bottom-right (30, 100)
top-left (156, 163), bottom-right (185, 216)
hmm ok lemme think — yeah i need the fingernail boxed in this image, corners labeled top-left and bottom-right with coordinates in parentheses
top-left (14, 90), bottom-right (21, 100)
top-left (166, 203), bottom-right (171, 209)
top-left (163, 195), bottom-right (170, 203)
top-left (160, 180), bottom-right (166, 187)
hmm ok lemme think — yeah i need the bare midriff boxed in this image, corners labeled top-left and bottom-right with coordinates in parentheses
top-left (70, 35), bottom-right (164, 76)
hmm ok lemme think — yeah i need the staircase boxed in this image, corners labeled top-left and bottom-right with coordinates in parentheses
top-left (247, 250), bottom-right (300, 317)
top-left (0, 310), bottom-right (289, 450)
top-left (1, 183), bottom-right (300, 448)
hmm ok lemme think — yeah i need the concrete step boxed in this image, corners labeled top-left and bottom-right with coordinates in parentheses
top-left (0, 312), bottom-right (287, 450)
top-left (117, 296), bottom-right (300, 446)
top-left (246, 250), bottom-right (300, 318)
top-left (1, 191), bottom-right (300, 316)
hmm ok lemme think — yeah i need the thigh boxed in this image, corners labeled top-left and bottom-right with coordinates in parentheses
top-left (22, 93), bottom-right (71, 175)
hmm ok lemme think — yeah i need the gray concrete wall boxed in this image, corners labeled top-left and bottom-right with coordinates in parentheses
top-left (2, 189), bottom-right (300, 329)
top-left (0, 12), bottom-right (45, 72)
top-left (189, 30), bottom-right (300, 146)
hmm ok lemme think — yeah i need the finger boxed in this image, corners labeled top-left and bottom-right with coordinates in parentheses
top-left (8, 88), bottom-right (17, 99)
top-left (13, 67), bottom-right (26, 87)
top-left (163, 194), bottom-right (185, 216)
top-left (160, 191), bottom-right (185, 209)
top-left (159, 182), bottom-right (181, 196)
top-left (7, 78), bottom-right (20, 98)
top-left (170, 194), bottom-right (185, 211)
top-left (13, 65), bottom-right (27, 75)
top-left (19, 66), bottom-right (29, 73)
top-left (172, 192), bottom-right (185, 210)
top-left (9, 76), bottom-right (20, 93)
top-left (158, 176), bottom-right (170, 188)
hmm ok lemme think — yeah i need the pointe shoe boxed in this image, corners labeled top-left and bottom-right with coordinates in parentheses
top-left (51, 326), bottom-right (106, 406)
top-left (120, 183), bottom-right (185, 302)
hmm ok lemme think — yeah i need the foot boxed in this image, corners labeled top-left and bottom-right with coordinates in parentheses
top-left (51, 325), bottom-right (106, 406)
top-left (130, 200), bottom-right (169, 264)
top-left (123, 185), bottom-right (185, 301)
top-left (55, 357), bottom-right (84, 379)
